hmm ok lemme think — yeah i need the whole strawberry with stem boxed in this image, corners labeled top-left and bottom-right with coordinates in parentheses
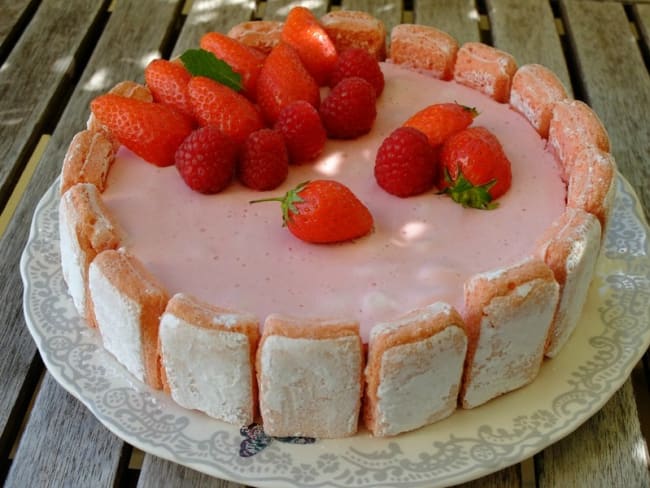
top-left (438, 126), bottom-right (512, 209)
top-left (251, 180), bottom-right (374, 244)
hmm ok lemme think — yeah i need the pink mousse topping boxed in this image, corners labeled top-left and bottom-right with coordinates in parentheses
top-left (102, 62), bottom-right (566, 342)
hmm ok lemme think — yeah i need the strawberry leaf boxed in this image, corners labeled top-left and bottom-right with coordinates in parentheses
top-left (443, 169), bottom-right (499, 210)
top-left (180, 49), bottom-right (243, 92)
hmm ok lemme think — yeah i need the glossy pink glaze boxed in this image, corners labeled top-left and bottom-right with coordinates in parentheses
top-left (102, 62), bottom-right (566, 342)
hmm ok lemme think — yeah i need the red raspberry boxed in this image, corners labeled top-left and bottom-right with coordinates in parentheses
top-left (274, 101), bottom-right (327, 163)
top-left (238, 129), bottom-right (289, 190)
top-left (175, 126), bottom-right (238, 194)
top-left (319, 77), bottom-right (377, 139)
top-left (329, 48), bottom-right (385, 96)
top-left (374, 127), bottom-right (438, 197)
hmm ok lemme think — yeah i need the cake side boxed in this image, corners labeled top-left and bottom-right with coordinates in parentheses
top-left (364, 302), bottom-right (467, 436)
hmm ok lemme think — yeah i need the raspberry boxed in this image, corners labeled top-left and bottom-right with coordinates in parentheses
top-left (319, 77), bottom-right (377, 139)
top-left (374, 127), bottom-right (438, 197)
top-left (238, 129), bottom-right (289, 191)
top-left (329, 48), bottom-right (385, 96)
top-left (175, 126), bottom-right (238, 194)
top-left (274, 101), bottom-right (327, 163)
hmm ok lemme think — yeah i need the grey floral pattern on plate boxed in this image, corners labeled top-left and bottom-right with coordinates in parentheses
top-left (21, 175), bottom-right (650, 488)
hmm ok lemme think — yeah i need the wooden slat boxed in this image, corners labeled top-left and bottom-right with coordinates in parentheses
top-left (413, 0), bottom-right (481, 44)
top-left (340, 0), bottom-right (404, 35)
top-left (0, 0), bottom-right (183, 485)
top-left (171, 0), bottom-right (255, 57)
top-left (536, 379), bottom-right (650, 487)
top-left (560, 0), bottom-right (650, 219)
top-left (5, 374), bottom-right (127, 487)
top-left (487, 0), bottom-right (573, 94)
top-left (264, 0), bottom-right (329, 20)
top-left (137, 455), bottom-right (246, 488)
top-left (458, 466), bottom-right (521, 488)
top-left (0, 0), bottom-right (109, 209)
top-left (633, 3), bottom-right (650, 48)
top-left (0, 0), bottom-right (38, 62)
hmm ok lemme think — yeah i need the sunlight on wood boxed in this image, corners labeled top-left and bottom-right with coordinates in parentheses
top-left (0, 135), bottom-right (50, 239)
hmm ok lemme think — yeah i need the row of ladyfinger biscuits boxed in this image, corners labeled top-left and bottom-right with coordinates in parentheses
top-left (58, 12), bottom-right (617, 438)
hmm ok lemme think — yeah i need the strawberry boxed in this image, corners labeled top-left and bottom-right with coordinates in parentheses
top-left (280, 6), bottom-right (338, 86)
top-left (256, 43), bottom-right (320, 124)
top-left (320, 77), bottom-right (377, 139)
top-left (251, 180), bottom-right (373, 244)
top-left (199, 32), bottom-right (265, 98)
top-left (438, 126), bottom-right (512, 209)
top-left (374, 127), bottom-right (438, 197)
top-left (403, 102), bottom-right (478, 147)
top-left (238, 129), bottom-right (289, 190)
top-left (188, 76), bottom-right (264, 145)
top-left (329, 48), bottom-right (385, 96)
top-left (175, 126), bottom-right (238, 193)
top-left (274, 100), bottom-right (326, 163)
top-left (90, 93), bottom-right (194, 167)
top-left (144, 59), bottom-right (194, 118)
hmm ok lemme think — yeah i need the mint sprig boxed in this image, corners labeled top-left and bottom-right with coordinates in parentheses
top-left (180, 49), bottom-right (243, 92)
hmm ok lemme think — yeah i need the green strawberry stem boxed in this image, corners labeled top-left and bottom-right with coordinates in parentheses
top-left (250, 181), bottom-right (309, 225)
top-left (442, 169), bottom-right (499, 210)
top-left (454, 101), bottom-right (480, 118)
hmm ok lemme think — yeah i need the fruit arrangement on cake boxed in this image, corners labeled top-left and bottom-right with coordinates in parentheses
top-left (58, 7), bottom-right (615, 438)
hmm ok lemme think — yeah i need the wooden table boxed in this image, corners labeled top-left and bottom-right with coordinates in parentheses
top-left (1, 1), bottom-right (649, 486)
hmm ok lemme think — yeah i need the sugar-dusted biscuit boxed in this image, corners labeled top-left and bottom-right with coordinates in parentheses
top-left (158, 293), bottom-right (259, 425)
top-left (257, 314), bottom-right (363, 438)
top-left (461, 258), bottom-right (559, 409)
top-left (227, 20), bottom-right (283, 55)
top-left (537, 208), bottom-right (601, 358)
top-left (88, 249), bottom-right (169, 389)
top-left (60, 130), bottom-right (115, 195)
top-left (389, 24), bottom-right (458, 80)
top-left (567, 144), bottom-right (617, 233)
top-left (59, 183), bottom-right (121, 323)
top-left (87, 81), bottom-right (153, 146)
top-left (321, 10), bottom-right (387, 60)
top-left (509, 64), bottom-right (569, 137)
top-left (547, 99), bottom-right (610, 178)
top-left (364, 302), bottom-right (467, 437)
top-left (453, 42), bottom-right (517, 102)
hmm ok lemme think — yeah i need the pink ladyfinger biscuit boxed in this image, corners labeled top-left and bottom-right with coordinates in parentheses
top-left (88, 249), bottom-right (169, 390)
top-left (321, 10), bottom-right (387, 61)
top-left (257, 314), bottom-right (363, 438)
top-left (60, 130), bottom-right (115, 195)
top-left (364, 302), bottom-right (467, 437)
top-left (87, 81), bottom-right (153, 148)
top-left (158, 293), bottom-right (259, 425)
top-left (227, 21), bottom-right (283, 55)
top-left (567, 144), bottom-right (617, 233)
top-left (389, 24), bottom-right (458, 80)
top-left (453, 42), bottom-right (517, 102)
top-left (461, 258), bottom-right (559, 409)
top-left (59, 183), bottom-right (121, 323)
top-left (536, 208), bottom-right (601, 358)
top-left (510, 64), bottom-right (569, 137)
top-left (547, 99), bottom-right (610, 178)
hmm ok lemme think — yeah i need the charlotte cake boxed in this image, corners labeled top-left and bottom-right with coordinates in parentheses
top-left (57, 9), bottom-right (616, 438)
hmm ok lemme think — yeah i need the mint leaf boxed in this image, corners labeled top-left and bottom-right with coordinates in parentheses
top-left (180, 49), bottom-right (243, 92)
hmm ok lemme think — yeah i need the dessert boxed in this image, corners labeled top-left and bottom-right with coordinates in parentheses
top-left (58, 8), bottom-right (613, 438)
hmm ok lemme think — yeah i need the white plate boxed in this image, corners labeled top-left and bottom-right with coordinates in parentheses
top-left (21, 175), bottom-right (650, 488)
